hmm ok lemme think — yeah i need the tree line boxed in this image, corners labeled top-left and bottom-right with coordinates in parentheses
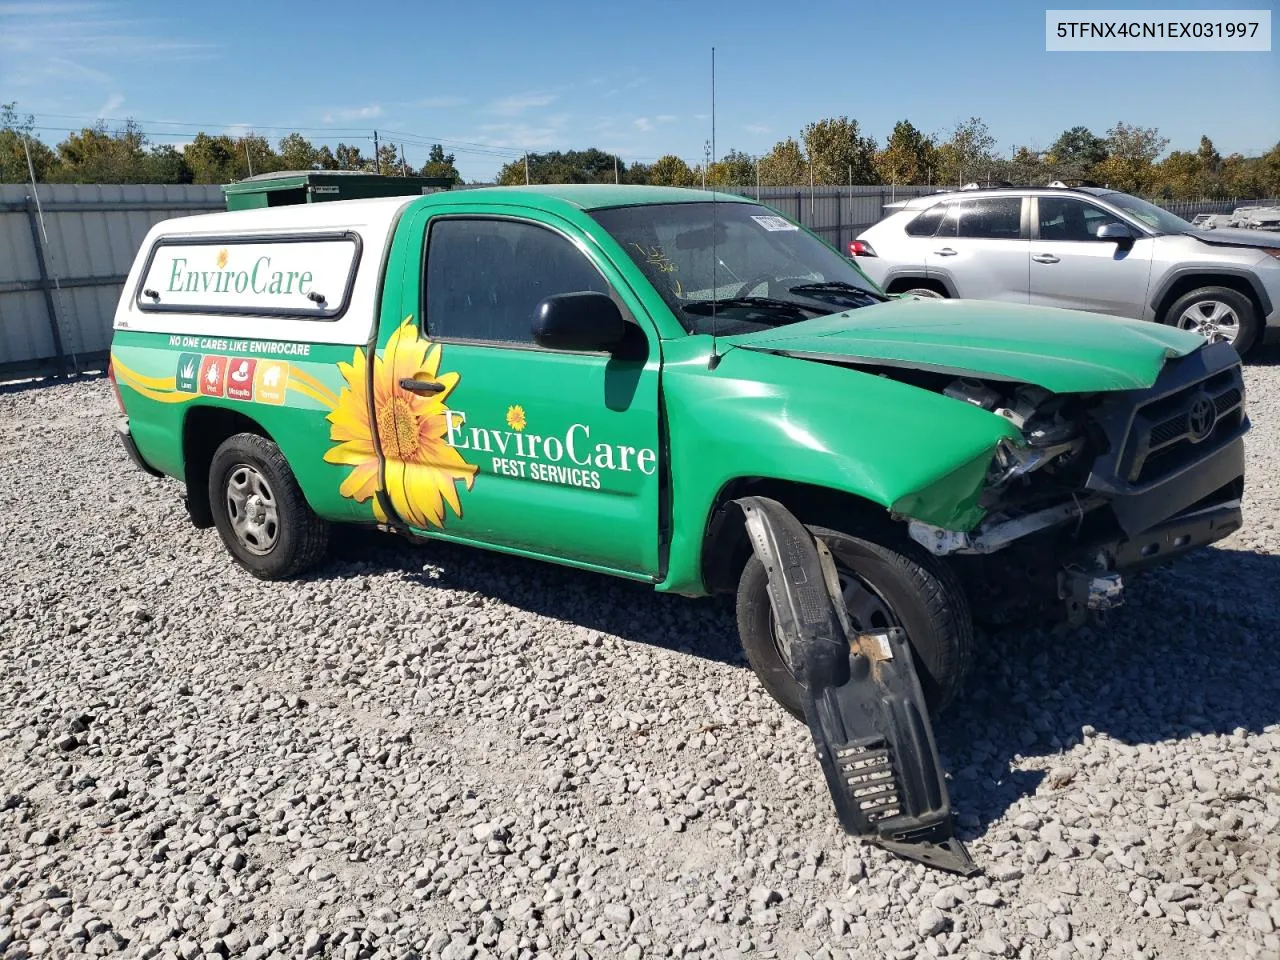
top-left (0, 104), bottom-right (463, 187)
top-left (4, 103), bottom-right (1278, 200)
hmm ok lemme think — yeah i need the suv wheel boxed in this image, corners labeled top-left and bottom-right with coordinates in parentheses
top-left (1164, 285), bottom-right (1258, 354)
top-left (903, 286), bottom-right (946, 299)
top-left (735, 523), bottom-right (972, 721)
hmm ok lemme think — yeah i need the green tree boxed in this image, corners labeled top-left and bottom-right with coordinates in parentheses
top-left (419, 144), bottom-right (461, 183)
top-left (935, 116), bottom-right (997, 185)
top-left (335, 142), bottom-right (369, 171)
top-left (801, 117), bottom-right (877, 185)
top-left (1197, 135), bottom-right (1222, 175)
top-left (1046, 126), bottom-right (1108, 177)
top-left (183, 133), bottom-right (242, 183)
top-left (1090, 122), bottom-right (1169, 192)
top-left (1, 102), bottom-right (57, 183)
top-left (705, 148), bottom-right (755, 186)
top-left (314, 145), bottom-right (339, 171)
top-left (55, 119), bottom-right (149, 183)
top-left (873, 120), bottom-right (935, 185)
top-left (277, 133), bottom-right (318, 170)
top-left (495, 149), bottom-right (624, 185)
top-left (622, 161), bottom-right (653, 185)
top-left (757, 137), bottom-right (806, 186)
top-left (648, 154), bottom-right (696, 187)
top-left (143, 144), bottom-right (192, 184)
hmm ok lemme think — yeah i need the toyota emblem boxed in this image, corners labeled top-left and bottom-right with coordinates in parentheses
top-left (1188, 395), bottom-right (1216, 441)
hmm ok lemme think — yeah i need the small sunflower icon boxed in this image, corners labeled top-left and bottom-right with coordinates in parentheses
top-left (215, 248), bottom-right (229, 269)
top-left (505, 404), bottom-right (527, 432)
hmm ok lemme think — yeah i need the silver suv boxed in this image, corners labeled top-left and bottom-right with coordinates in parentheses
top-left (852, 186), bottom-right (1280, 354)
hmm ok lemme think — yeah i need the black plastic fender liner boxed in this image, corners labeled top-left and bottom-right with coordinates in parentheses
top-left (734, 496), bottom-right (978, 876)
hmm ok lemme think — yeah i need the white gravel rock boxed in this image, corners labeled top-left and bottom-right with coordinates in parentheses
top-left (3, 366), bottom-right (1280, 959)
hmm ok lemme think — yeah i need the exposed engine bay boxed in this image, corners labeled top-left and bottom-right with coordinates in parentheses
top-left (896, 343), bottom-right (1248, 626)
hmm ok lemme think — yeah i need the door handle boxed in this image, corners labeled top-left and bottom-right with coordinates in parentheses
top-left (933, 247), bottom-right (958, 256)
top-left (399, 378), bottom-right (446, 395)
top-left (1032, 254), bottom-right (1060, 264)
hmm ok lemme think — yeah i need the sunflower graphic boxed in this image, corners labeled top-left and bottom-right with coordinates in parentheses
top-left (215, 248), bottom-right (229, 269)
top-left (505, 404), bottom-right (527, 432)
top-left (324, 317), bottom-right (476, 529)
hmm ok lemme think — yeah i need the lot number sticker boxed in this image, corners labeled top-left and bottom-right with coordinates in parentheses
top-left (751, 215), bottom-right (799, 232)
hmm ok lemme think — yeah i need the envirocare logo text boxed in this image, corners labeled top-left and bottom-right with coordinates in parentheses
top-left (166, 250), bottom-right (314, 297)
top-left (444, 410), bottom-right (656, 491)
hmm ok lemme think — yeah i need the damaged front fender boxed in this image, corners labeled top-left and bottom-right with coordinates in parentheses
top-left (735, 495), bottom-right (978, 876)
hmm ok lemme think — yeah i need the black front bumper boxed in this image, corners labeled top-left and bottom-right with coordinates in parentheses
top-left (1089, 499), bottom-right (1242, 573)
top-left (116, 418), bottom-right (162, 477)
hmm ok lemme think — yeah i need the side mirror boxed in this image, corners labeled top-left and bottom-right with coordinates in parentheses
top-left (1096, 222), bottom-right (1135, 244)
top-left (532, 291), bottom-right (626, 352)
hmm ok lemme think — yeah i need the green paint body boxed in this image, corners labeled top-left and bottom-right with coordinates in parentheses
top-left (111, 186), bottom-right (1208, 597)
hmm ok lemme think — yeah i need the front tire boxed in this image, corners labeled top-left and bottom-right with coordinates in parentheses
top-left (1163, 285), bottom-right (1258, 354)
top-left (208, 433), bottom-right (329, 580)
top-left (736, 524), bottom-right (972, 721)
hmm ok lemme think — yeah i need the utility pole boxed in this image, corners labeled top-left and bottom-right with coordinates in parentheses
top-left (399, 143), bottom-right (407, 177)
top-left (373, 130), bottom-right (381, 174)
top-left (614, 155), bottom-right (619, 184)
top-left (243, 138), bottom-right (254, 177)
top-left (524, 152), bottom-right (530, 185)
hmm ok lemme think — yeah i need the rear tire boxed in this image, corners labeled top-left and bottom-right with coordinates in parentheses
top-left (208, 433), bottom-right (329, 580)
top-left (903, 286), bottom-right (946, 299)
top-left (1163, 285), bottom-right (1258, 355)
top-left (736, 524), bottom-right (972, 721)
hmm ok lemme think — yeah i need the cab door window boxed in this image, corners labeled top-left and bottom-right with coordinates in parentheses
top-left (424, 218), bottom-right (608, 344)
top-left (1037, 197), bottom-right (1124, 242)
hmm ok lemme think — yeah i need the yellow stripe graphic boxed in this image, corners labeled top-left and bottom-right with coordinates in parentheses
top-left (287, 378), bottom-right (336, 410)
top-left (288, 367), bottom-right (340, 406)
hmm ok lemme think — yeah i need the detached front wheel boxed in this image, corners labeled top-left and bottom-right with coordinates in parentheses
top-left (736, 524), bottom-right (972, 720)
top-left (209, 433), bottom-right (329, 580)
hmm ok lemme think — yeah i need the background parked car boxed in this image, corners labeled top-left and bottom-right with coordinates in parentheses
top-left (852, 186), bottom-right (1280, 354)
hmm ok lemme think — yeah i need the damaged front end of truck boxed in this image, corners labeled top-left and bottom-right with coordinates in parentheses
top-left (897, 339), bottom-right (1246, 627)
top-left (729, 334), bottom-right (1247, 874)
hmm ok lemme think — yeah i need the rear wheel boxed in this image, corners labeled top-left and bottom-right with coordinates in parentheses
top-left (902, 286), bottom-right (946, 299)
top-left (1163, 285), bottom-right (1258, 354)
top-left (208, 433), bottom-right (329, 580)
top-left (736, 524), bottom-right (972, 720)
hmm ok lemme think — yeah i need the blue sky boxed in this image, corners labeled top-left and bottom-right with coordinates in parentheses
top-left (1, 0), bottom-right (1276, 180)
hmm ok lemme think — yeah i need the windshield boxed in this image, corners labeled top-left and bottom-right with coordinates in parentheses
top-left (589, 201), bottom-right (886, 335)
top-left (1102, 192), bottom-right (1192, 234)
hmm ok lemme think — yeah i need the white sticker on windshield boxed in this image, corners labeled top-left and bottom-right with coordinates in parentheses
top-left (750, 215), bottom-right (798, 232)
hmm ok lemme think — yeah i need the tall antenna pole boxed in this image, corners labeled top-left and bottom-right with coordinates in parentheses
top-left (373, 130), bottom-right (381, 174)
top-left (710, 46), bottom-right (716, 166)
top-left (708, 45), bottom-right (721, 371)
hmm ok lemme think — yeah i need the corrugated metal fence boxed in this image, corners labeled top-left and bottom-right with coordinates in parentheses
top-left (0, 183), bottom-right (224, 381)
top-left (2, 183), bottom-right (1276, 383)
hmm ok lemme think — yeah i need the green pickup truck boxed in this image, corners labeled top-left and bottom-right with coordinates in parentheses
top-left (109, 185), bottom-right (1248, 872)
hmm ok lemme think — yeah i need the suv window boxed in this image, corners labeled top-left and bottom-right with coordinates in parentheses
top-left (905, 206), bottom-right (946, 237)
top-left (424, 218), bottom-right (608, 344)
top-left (954, 198), bottom-right (1023, 239)
top-left (1038, 197), bottom-right (1124, 242)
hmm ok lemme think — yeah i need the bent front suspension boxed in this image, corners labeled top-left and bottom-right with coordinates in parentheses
top-left (736, 496), bottom-right (978, 876)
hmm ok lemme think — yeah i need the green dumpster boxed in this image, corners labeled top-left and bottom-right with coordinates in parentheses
top-left (222, 170), bottom-right (455, 211)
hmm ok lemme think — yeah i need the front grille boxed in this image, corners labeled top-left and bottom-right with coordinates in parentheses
top-left (1119, 362), bottom-right (1246, 486)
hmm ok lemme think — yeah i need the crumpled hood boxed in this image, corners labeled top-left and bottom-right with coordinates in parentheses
top-left (725, 297), bottom-right (1206, 393)
top-left (1186, 226), bottom-right (1280, 248)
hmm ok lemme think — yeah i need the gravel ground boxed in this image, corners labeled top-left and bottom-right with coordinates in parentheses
top-left (2, 365), bottom-right (1279, 960)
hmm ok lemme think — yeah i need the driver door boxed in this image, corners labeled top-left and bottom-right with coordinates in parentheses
top-left (377, 208), bottom-right (664, 578)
